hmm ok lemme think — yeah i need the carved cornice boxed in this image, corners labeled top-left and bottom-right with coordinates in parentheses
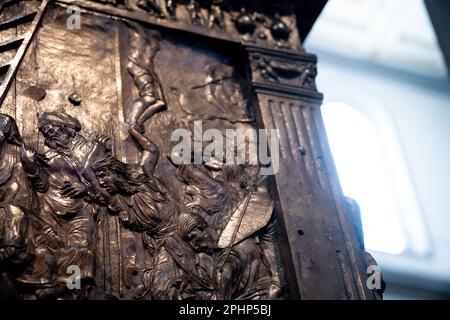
top-left (56, 0), bottom-right (302, 50)
top-left (245, 45), bottom-right (323, 101)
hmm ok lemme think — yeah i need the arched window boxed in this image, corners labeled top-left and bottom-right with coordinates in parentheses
top-left (322, 102), bottom-right (430, 256)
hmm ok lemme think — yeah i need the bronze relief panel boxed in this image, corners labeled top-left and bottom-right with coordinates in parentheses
top-left (0, 3), bottom-right (286, 300)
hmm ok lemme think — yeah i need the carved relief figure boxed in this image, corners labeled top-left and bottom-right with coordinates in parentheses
top-left (0, 203), bottom-right (61, 299)
top-left (177, 64), bottom-right (253, 125)
top-left (90, 121), bottom-right (175, 239)
top-left (126, 24), bottom-right (166, 129)
top-left (139, 212), bottom-right (216, 300)
top-left (136, 0), bottom-right (165, 18)
top-left (19, 112), bottom-right (102, 295)
top-left (0, 115), bottom-right (71, 299)
top-left (173, 162), bottom-right (284, 299)
top-left (0, 114), bottom-right (30, 206)
top-left (206, 0), bottom-right (224, 29)
top-left (165, 0), bottom-right (177, 19)
top-left (186, 0), bottom-right (204, 25)
top-left (0, 116), bottom-right (43, 297)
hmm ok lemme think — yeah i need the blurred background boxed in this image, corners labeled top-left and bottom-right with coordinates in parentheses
top-left (304, 0), bottom-right (450, 299)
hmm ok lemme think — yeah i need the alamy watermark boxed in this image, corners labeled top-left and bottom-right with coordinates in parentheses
top-left (66, 5), bottom-right (81, 30)
top-left (66, 265), bottom-right (81, 290)
top-left (170, 121), bottom-right (280, 175)
top-left (366, 264), bottom-right (382, 290)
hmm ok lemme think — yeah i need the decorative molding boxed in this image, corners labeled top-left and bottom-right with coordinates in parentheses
top-left (57, 0), bottom-right (302, 50)
top-left (246, 45), bottom-right (322, 100)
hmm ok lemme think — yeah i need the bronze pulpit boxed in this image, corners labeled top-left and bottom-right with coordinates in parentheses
top-left (0, 0), bottom-right (380, 300)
